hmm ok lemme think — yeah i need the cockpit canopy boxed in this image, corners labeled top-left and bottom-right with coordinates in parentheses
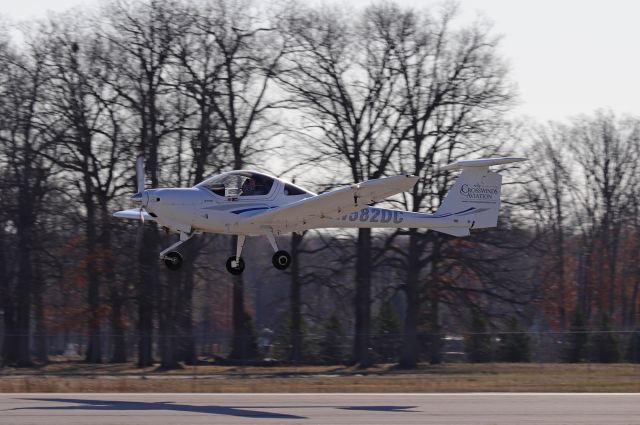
top-left (197, 171), bottom-right (275, 197)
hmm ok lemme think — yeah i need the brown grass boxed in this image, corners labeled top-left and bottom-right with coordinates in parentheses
top-left (2, 363), bottom-right (640, 393)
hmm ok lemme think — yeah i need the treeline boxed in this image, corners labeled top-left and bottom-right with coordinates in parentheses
top-left (0, 0), bottom-right (638, 369)
top-left (525, 113), bottom-right (640, 334)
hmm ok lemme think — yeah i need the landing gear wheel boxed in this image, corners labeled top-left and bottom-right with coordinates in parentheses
top-left (163, 251), bottom-right (183, 271)
top-left (272, 250), bottom-right (292, 270)
top-left (226, 256), bottom-right (245, 275)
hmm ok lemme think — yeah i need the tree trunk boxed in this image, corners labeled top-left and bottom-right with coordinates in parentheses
top-left (100, 206), bottom-right (127, 363)
top-left (427, 288), bottom-right (442, 365)
top-left (399, 229), bottom-right (420, 368)
top-left (137, 225), bottom-right (157, 367)
top-left (16, 222), bottom-right (33, 367)
top-left (554, 183), bottom-right (567, 330)
top-left (33, 263), bottom-right (48, 364)
top-left (428, 240), bottom-right (443, 365)
top-left (85, 202), bottom-right (102, 363)
top-left (177, 250), bottom-right (196, 365)
top-left (158, 259), bottom-right (180, 369)
top-left (109, 294), bottom-right (127, 363)
top-left (353, 227), bottom-right (373, 367)
top-left (1, 229), bottom-right (18, 365)
top-left (229, 236), bottom-right (250, 360)
top-left (289, 232), bottom-right (303, 363)
top-left (1, 304), bottom-right (18, 366)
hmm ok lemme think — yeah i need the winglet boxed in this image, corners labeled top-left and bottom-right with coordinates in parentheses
top-left (441, 157), bottom-right (527, 171)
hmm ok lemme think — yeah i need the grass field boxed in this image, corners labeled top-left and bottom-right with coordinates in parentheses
top-left (1, 362), bottom-right (639, 392)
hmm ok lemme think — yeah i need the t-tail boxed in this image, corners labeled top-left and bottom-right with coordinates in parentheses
top-left (430, 157), bottom-right (526, 236)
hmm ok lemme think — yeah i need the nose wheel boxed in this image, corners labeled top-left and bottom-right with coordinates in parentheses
top-left (159, 232), bottom-right (194, 271)
top-left (163, 251), bottom-right (183, 270)
top-left (272, 250), bottom-right (292, 270)
top-left (226, 256), bottom-right (245, 275)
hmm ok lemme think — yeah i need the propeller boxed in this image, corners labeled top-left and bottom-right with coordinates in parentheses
top-left (136, 153), bottom-right (145, 194)
top-left (131, 153), bottom-right (147, 223)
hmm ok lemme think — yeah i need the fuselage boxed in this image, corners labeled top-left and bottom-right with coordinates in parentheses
top-left (139, 170), bottom-right (470, 237)
top-left (115, 157), bottom-right (525, 273)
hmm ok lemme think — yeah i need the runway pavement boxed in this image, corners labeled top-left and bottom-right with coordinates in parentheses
top-left (1, 393), bottom-right (639, 424)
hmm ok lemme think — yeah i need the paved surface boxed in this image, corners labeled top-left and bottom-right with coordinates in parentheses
top-left (1, 393), bottom-right (639, 424)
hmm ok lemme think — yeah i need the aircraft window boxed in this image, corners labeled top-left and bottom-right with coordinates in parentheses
top-left (284, 183), bottom-right (308, 196)
top-left (202, 171), bottom-right (274, 197)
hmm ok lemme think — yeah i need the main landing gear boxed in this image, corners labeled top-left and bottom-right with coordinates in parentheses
top-left (224, 232), bottom-right (292, 275)
top-left (272, 250), bottom-right (292, 270)
top-left (160, 232), bottom-right (292, 274)
top-left (265, 231), bottom-right (292, 271)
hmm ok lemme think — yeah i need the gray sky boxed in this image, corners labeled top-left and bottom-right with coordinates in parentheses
top-left (2, 0), bottom-right (639, 122)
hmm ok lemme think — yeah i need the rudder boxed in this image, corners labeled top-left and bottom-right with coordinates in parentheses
top-left (435, 157), bottom-right (525, 230)
top-left (437, 167), bottom-right (502, 228)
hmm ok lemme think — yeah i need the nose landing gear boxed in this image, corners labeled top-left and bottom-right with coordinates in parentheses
top-left (163, 251), bottom-right (183, 270)
top-left (225, 234), bottom-right (247, 275)
top-left (159, 231), bottom-right (194, 271)
top-left (225, 256), bottom-right (245, 275)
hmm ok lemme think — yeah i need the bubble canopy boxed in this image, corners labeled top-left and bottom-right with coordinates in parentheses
top-left (196, 171), bottom-right (276, 197)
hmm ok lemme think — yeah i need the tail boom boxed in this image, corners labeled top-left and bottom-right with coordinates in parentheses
top-left (307, 157), bottom-right (525, 236)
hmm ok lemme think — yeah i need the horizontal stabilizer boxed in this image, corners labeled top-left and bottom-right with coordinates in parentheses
top-left (441, 157), bottom-right (527, 171)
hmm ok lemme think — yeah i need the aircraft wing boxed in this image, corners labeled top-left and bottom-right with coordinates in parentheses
top-left (113, 209), bottom-right (155, 222)
top-left (248, 175), bottom-right (419, 227)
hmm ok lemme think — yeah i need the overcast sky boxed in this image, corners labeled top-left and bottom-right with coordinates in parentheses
top-left (2, 0), bottom-right (639, 122)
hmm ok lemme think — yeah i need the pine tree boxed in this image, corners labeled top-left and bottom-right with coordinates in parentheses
top-left (319, 313), bottom-right (346, 364)
top-left (563, 308), bottom-right (588, 362)
top-left (591, 312), bottom-right (618, 363)
top-left (497, 320), bottom-right (530, 362)
top-left (373, 301), bottom-right (402, 363)
top-left (229, 311), bottom-right (260, 361)
top-left (272, 312), bottom-right (312, 362)
top-left (626, 328), bottom-right (640, 363)
top-left (465, 311), bottom-right (492, 363)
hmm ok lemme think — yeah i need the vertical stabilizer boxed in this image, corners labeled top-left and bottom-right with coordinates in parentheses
top-left (436, 157), bottom-right (525, 230)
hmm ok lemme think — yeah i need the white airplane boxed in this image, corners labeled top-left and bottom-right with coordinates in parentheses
top-left (114, 157), bottom-right (526, 274)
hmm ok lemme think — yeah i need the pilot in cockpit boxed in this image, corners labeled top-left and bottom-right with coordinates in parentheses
top-left (241, 178), bottom-right (256, 196)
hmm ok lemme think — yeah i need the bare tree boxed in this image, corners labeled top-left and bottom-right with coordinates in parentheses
top-left (524, 124), bottom-right (573, 330)
top-left (35, 14), bottom-right (138, 362)
top-left (0, 32), bottom-right (58, 366)
top-left (385, 3), bottom-right (515, 368)
top-left (100, 0), bottom-right (184, 367)
top-left (279, 2), bottom-right (407, 366)
top-left (569, 111), bottom-right (640, 323)
top-left (187, 0), bottom-right (288, 360)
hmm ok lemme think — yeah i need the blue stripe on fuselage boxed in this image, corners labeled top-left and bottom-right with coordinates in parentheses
top-left (231, 207), bottom-right (270, 215)
top-left (429, 207), bottom-right (476, 218)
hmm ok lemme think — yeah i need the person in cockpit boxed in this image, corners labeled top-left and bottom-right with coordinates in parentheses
top-left (241, 178), bottom-right (256, 196)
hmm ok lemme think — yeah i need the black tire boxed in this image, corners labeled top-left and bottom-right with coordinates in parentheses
top-left (272, 250), bottom-right (292, 270)
top-left (163, 251), bottom-right (183, 271)
top-left (226, 256), bottom-right (245, 275)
